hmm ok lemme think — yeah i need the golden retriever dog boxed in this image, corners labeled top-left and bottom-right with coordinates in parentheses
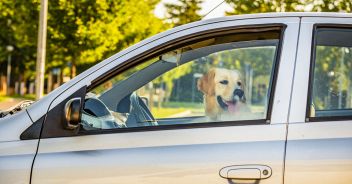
top-left (197, 68), bottom-right (250, 121)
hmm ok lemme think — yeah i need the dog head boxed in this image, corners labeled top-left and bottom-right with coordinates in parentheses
top-left (198, 68), bottom-right (246, 115)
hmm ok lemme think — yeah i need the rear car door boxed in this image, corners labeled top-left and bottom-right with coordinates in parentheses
top-left (31, 17), bottom-right (300, 184)
top-left (286, 16), bottom-right (352, 184)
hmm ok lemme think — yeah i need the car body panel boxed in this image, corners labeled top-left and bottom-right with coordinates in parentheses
top-left (285, 17), bottom-right (352, 184)
top-left (0, 110), bottom-right (33, 142)
top-left (0, 139), bottom-right (38, 184)
top-left (32, 125), bottom-right (287, 184)
top-left (285, 122), bottom-right (352, 184)
top-left (0, 111), bottom-right (37, 184)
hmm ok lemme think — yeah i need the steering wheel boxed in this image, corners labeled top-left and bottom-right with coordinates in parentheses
top-left (81, 93), bottom-right (123, 130)
top-left (126, 92), bottom-right (158, 127)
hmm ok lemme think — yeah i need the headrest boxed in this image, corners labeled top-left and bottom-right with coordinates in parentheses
top-left (116, 94), bottom-right (131, 113)
top-left (84, 97), bottom-right (111, 117)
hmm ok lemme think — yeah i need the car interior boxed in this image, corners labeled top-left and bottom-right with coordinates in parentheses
top-left (81, 37), bottom-right (280, 130)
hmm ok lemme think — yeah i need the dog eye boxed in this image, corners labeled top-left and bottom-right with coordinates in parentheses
top-left (220, 80), bottom-right (228, 85)
top-left (237, 81), bottom-right (242, 86)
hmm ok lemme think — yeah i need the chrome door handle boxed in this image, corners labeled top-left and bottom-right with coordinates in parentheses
top-left (219, 165), bottom-right (272, 180)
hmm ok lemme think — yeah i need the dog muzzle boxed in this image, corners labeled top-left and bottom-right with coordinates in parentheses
top-left (233, 89), bottom-right (246, 102)
top-left (217, 89), bottom-right (246, 113)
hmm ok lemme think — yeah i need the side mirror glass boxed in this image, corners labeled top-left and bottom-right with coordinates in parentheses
top-left (64, 97), bottom-right (82, 130)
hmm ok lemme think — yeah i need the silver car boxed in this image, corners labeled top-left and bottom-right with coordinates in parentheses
top-left (1, 12), bottom-right (352, 184)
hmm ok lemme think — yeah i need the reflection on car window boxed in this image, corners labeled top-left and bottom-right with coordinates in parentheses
top-left (82, 30), bottom-right (281, 130)
top-left (310, 27), bottom-right (352, 118)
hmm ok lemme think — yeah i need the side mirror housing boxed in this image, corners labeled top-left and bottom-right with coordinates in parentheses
top-left (64, 97), bottom-right (82, 130)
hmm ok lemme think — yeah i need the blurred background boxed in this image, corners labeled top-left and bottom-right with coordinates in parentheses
top-left (0, 0), bottom-right (351, 110)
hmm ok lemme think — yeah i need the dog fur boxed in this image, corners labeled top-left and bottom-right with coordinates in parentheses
top-left (197, 68), bottom-right (250, 121)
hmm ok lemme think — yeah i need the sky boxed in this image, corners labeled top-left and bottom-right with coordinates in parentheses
top-left (154, 0), bottom-right (233, 20)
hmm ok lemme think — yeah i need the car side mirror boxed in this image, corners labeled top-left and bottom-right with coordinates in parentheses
top-left (64, 97), bottom-right (82, 130)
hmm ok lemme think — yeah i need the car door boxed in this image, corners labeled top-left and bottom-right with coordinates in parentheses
top-left (31, 17), bottom-right (299, 184)
top-left (285, 16), bottom-right (352, 184)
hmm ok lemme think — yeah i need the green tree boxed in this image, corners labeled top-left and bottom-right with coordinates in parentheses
top-left (165, 0), bottom-right (203, 26)
top-left (310, 0), bottom-right (352, 12)
top-left (0, 0), bottom-right (39, 84)
top-left (225, 0), bottom-right (299, 14)
top-left (158, 0), bottom-right (203, 102)
top-left (225, 0), bottom-right (351, 15)
top-left (0, 0), bottom-right (167, 93)
top-left (47, 0), bottom-right (166, 78)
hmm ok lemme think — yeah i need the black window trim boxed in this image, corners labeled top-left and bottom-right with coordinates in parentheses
top-left (306, 24), bottom-right (352, 122)
top-left (78, 119), bottom-right (267, 136)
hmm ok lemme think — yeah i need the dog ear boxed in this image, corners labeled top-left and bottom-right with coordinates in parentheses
top-left (197, 68), bottom-right (215, 95)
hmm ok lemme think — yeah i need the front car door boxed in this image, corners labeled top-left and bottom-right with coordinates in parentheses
top-left (286, 15), bottom-right (352, 184)
top-left (31, 16), bottom-right (299, 184)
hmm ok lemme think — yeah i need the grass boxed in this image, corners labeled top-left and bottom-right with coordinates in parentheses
top-left (0, 94), bottom-right (36, 102)
top-left (161, 101), bottom-right (204, 109)
top-left (150, 101), bottom-right (265, 119)
top-left (151, 101), bottom-right (204, 118)
top-left (0, 96), bottom-right (10, 102)
top-left (151, 107), bottom-right (189, 118)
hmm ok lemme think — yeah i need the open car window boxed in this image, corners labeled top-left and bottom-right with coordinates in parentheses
top-left (83, 29), bottom-right (281, 130)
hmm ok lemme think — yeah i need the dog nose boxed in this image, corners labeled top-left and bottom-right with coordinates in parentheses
top-left (233, 89), bottom-right (244, 98)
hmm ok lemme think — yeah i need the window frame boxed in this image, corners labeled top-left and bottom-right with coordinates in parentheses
top-left (77, 24), bottom-right (285, 136)
top-left (306, 24), bottom-right (352, 122)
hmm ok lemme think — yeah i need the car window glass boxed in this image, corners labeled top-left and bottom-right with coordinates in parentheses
top-left (310, 27), bottom-right (352, 118)
top-left (82, 31), bottom-right (281, 130)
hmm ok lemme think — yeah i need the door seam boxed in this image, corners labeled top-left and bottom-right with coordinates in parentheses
top-left (282, 17), bottom-right (302, 184)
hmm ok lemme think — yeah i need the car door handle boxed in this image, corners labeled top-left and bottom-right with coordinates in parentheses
top-left (219, 165), bottom-right (272, 180)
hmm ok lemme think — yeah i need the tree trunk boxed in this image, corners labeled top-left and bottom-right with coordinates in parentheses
top-left (47, 70), bottom-right (52, 93)
top-left (1, 75), bottom-right (6, 95)
top-left (71, 62), bottom-right (76, 78)
top-left (59, 68), bottom-right (63, 85)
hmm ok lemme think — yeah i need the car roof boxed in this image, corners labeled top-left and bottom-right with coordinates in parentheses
top-left (25, 12), bottom-right (352, 122)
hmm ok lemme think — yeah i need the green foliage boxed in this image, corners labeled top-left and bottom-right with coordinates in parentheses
top-left (47, 0), bottom-right (167, 76)
top-left (225, 0), bottom-right (298, 14)
top-left (0, 0), bottom-right (167, 83)
top-left (313, 46), bottom-right (352, 110)
top-left (1, 0), bottom-right (352, 96)
top-left (225, 0), bottom-right (351, 15)
top-left (310, 0), bottom-right (352, 12)
top-left (0, 0), bottom-right (39, 81)
top-left (165, 0), bottom-right (203, 26)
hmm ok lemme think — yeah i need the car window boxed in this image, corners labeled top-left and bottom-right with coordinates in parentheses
top-left (83, 30), bottom-right (281, 130)
top-left (309, 27), bottom-right (352, 119)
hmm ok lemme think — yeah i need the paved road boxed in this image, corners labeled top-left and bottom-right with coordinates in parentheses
top-left (0, 98), bottom-right (24, 110)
